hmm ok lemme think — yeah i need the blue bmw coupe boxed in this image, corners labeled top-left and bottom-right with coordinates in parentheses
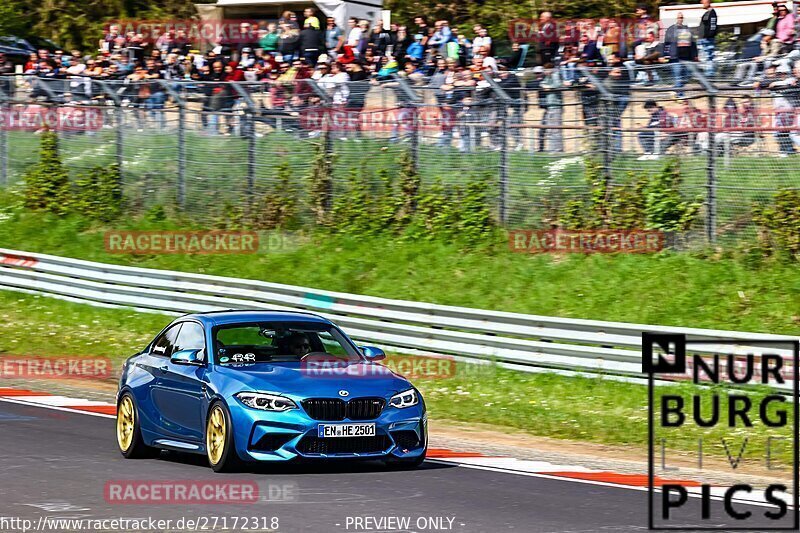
top-left (116, 311), bottom-right (427, 472)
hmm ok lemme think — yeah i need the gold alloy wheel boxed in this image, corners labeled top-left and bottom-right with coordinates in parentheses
top-left (206, 405), bottom-right (226, 465)
top-left (117, 396), bottom-right (135, 452)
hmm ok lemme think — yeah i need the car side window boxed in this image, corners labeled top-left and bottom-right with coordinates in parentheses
top-left (151, 324), bottom-right (182, 358)
top-left (174, 322), bottom-right (206, 361)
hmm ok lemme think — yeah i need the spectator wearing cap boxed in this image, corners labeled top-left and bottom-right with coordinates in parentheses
top-left (763, 62), bottom-right (796, 156)
top-left (406, 34), bottom-right (425, 62)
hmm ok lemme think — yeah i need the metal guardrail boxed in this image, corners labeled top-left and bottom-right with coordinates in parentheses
top-left (0, 248), bottom-right (796, 383)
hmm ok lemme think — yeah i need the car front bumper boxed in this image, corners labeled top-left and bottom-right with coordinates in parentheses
top-left (229, 400), bottom-right (427, 462)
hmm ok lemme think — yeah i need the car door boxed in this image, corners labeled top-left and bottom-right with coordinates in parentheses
top-left (151, 321), bottom-right (207, 442)
top-left (135, 323), bottom-right (181, 436)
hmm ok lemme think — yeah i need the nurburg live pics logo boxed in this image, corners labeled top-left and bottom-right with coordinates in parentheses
top-left (642, 332), bottom-right (800, 530)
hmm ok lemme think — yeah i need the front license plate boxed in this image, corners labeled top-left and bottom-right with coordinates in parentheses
top-left (318, 423), bottom-right (376, 438)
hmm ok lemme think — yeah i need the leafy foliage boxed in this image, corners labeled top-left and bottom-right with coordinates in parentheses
top-left (752, 189), bottom-right (800, 259)
top-left (559, 159), bottom-right (700, 232)
top-left (307, 138), bottom-right (334, 227)
top-left (23, 131), bottom-right (71, 215)
top-left (250, 158), bottom-right (296, 230)
top-left (396, 150), bottom-right (420, 225)
top-left (73, 165), bottom-right (123, 222)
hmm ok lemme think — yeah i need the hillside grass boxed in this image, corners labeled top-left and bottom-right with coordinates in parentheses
top-left (0, 204), bottom-right (798, 334)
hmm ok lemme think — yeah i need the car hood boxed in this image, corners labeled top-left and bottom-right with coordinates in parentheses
top-left (211, 360), bottom-right (413, 398)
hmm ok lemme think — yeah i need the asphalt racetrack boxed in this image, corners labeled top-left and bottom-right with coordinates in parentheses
top-left (0, 399), bottom-right (786, 533)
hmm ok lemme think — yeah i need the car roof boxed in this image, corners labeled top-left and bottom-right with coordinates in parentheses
top-left (176, 310), bottom-right (333, 328)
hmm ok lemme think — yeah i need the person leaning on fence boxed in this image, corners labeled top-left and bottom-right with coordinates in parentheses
top-left (632, 30), bottom-right (667, 85)
top-left (762, 63), bottom-right (797, 156)
top-left (539, 63), bottom-right (563, 153)
top-left (638, 99), bottom-right (678, 159)
top-left (498, 65), bottom-right (525, 151)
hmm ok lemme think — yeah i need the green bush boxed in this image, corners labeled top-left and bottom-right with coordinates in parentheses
top-left (23, 131), bottom-right (71, 215)
top-left (73, 165), bottom-right (123, 222)
top-left (251, 158), bottom-right (296, 230)
top-left (559, 159), bottom-right (700, 232)
top-left (307, 137), bottom-right (334, 227)
top-left (752, 189), bottom-right (800, 259)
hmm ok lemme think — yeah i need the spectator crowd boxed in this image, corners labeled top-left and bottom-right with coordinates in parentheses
top-left (5, 3), bottom-right (800, 155)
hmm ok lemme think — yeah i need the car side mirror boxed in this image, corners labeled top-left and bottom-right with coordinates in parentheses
top-left (361, 346), bottom-right (386, 361)
top-left (171, 349), bottom-right (203, 366)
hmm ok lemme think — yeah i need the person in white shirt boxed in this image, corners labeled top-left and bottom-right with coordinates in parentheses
top-left (320, 61), bottom-right (350, 105)
top-left (472, 26), bottom-right (492, 54)
top-left (477, 46), bottom-right (498, 71)
top-left (346, 18), bottom-right (363, 48)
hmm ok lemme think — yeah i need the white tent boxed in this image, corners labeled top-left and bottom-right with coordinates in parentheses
top-left (203, 0), bottom-right (384, 29)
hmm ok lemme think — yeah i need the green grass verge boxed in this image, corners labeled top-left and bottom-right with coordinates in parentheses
top-left (6, 129), bottom-right (800, 235)
top-left (0, 206), bottom-right (798, 334)
top-left (0, 290), bottom-right (791, 465)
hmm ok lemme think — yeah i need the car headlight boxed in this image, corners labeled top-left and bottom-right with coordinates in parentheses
top-left (236, 392), bottom-right (297, 412)
top-left (389, 388), bottom-right (419, 409)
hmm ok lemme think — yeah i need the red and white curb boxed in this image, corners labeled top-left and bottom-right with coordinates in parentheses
top-left (0, 387), bottom-right (787, 509)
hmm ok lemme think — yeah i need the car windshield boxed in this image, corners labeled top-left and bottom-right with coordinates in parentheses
top-left (213, 321), bottom-right (361, 365)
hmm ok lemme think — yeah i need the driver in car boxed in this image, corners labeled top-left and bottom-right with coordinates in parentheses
top-left (286, 332), bottom-right (312, 357)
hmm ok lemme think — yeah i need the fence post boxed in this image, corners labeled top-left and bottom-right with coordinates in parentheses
top-left (498, 108), bottom-right (509, 225)
top-left (115, 102), bottom-right (123, 183)
top-left (706, 93), bottom-right (717, 244)
top-left (410, 103), bottom-right (419, 171)
top-left (177, 104), bottom-right (186, 207)
top-left (0, 102), bottom-right (7, 187)
top-left (247, 109), bottom-right (256, 207)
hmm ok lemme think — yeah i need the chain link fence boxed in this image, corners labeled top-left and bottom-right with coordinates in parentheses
top-left (1, 67), bottom-right (798, 244)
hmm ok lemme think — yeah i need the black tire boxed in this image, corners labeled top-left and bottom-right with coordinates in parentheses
top-left (384, 449), bottom-right (426, 470)
top-left (206, 401), bottom-right (244, 473)
top-left (117, 392), bottom-right (160, 459)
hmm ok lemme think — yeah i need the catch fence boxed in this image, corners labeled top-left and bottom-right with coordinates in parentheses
top-left (0, 65), bottom-right (797, 244)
